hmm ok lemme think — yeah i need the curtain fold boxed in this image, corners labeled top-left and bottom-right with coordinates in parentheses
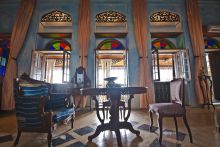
top-left (132, 0), bottom-right (154, 108)
top-left (186, 0), bottom-right (205, 104)
top-left (78, 0), bottom-right (90, 69)
top-left (77, 0), bottom-right (90, 107)
top-left (1, 0), bottom-right (36, 110)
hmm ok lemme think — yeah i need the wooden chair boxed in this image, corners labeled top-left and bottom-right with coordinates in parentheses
top-left (102, 99), bottom-right (126, 120)
top-left (149, 78), bottom-right (193, 144)
top-left (199, 75), bottom-right (215, 109)
top-left (13, 75), bottom-right (75, 147)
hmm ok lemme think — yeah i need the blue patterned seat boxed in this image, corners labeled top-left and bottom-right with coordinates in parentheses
top-left (14, 75), bottom-right (75, 147)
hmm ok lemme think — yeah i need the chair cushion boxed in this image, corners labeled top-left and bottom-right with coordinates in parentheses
top-left (149, 103), bottom-right (185, 116)
top-left (45, 93), bottom-right (70, 111)
top-left (52, 107), bottom-right (75, 123)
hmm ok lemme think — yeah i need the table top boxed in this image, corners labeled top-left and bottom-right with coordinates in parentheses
top-left (80, 87), bottom-right (147, 96)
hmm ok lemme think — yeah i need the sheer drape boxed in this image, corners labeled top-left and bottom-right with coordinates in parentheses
top-left (77, 0), bottom-right (90, 107)
top-left (132, 0), bottom-right (154, 108)
top-left (186, 0), bottom-right (205, 104)
top-left (46, 59), bottom-right (56, 83)
top-left (1, 0), bottom-right (36, 110)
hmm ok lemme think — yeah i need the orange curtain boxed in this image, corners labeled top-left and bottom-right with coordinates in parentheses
top-left (132, 0), bottom-right (154, 108)
top-left (186, 0), bottom-right (205, 104)
top-left (77, 0), bottom-right (90, 107)
top-left (78, 0), bottom-right (90, 68)
top-left (1, 0), bottom-right (36, 110)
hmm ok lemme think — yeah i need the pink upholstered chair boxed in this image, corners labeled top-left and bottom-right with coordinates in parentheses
top-left (149, 78), bottom-right (193, 144)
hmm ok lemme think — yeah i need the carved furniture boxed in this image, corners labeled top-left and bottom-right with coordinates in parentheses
top-left (149, 78), bottom-right (193, 144)
top-left (14, 76), bottom-right (75, 147)
top-left (199, 75), bottom-right (215, 109)
top-left (81, 87), bottom-right (147, 147)
top-left (102, 77), bottom-right (126, 120)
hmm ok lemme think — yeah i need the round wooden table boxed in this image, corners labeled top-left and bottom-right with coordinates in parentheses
top-left (81, 87), bottom-right (147, 147)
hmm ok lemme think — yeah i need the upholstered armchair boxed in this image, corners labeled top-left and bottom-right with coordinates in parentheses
top-left (13, 75), bottom-right (75, 147)
top-left (148, 78), bottom-right (193, 144)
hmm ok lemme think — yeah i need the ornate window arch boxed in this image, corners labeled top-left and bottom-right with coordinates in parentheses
top-left (150, 10), bottom-right (180, 23)
top-left (97, 39), bottom-right (125, 50)
top-left (46, 39), bottom-right (71, 51)
top-left (96, 10), bottom-right (126, 23)
top-left (41, 9), bottom-right (72, 22)
top-left (152, 38), bottom-right (176, 49)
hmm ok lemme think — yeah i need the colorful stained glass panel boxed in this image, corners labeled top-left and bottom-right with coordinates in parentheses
top-left (98, 39), bottom-right (125, 50)
top-left (48, 40), bottom-right (71, 51)
top-left (0, 39), bottom-right (10, 78)
top-left (152, 39), bottom-right (176, 49)
top-left (205, 39), bottom-right (220, 49)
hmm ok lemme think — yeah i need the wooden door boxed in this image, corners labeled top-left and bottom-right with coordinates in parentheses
top-left (209, 53), bottom-right (220, 100)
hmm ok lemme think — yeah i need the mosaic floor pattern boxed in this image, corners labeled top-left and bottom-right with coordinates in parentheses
top-left (0, 122), bottom-right (186, 147)
top-left (1, 108), bottom-right (220, 146)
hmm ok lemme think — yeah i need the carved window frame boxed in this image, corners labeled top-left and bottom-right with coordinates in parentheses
top-left (41, 9), bottom-right (72, 23)
top-left (150, 10), bottom-right (180, 23)
top-left (96, 10), bottom-right (126, 23)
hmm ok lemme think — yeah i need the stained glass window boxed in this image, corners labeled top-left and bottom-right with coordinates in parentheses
top-left (97, 39), bottom-right (125, 50)
top-left (0, 39), bottom-right (10, 79)
top-left (46, 39), bottom-right (71, 51)
top-left (152, 39), bottom-right (176, 49)
top-left (204, 38), bottom-right (220, 49)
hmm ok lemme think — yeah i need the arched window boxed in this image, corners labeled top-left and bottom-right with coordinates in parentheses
top-left (205, 38), bottom-right (220, 49)
top-left (46, 39), bottom-right (71, 51)
top-left (152, 38), bottom-right (176, 49)
top-left (97, 39), bottom-right (125, 50)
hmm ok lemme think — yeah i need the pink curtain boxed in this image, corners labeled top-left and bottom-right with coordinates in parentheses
top-left (132, 0), bottom-right (154, 108)
top-left (1, 0), bottom-right (36, 110)
top-left (186, 0), bottom-right (205, 104)
top-left (77, 0), bottom-right (90, 107)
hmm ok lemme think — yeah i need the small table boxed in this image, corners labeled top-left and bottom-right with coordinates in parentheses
top-left (81, 87), bottom-right (147, 147)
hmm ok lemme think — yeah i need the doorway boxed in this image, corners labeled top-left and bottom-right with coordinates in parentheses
top-left (205, 51), bottom-right (220, 100)
top-left (204, 38), bottom-right (220, 101)
top-left (30, 50), bottom-right (71, 83)
top-left (95, 50), bottom-right (127, 88)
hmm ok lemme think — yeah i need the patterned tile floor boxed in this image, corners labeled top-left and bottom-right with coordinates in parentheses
top-left (1, 108), bottom-right (220, 146)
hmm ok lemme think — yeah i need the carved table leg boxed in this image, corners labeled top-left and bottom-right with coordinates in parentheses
top-left (119, 122), bottom-right (140, 136)
top-left (88, 123), bottom-right (110, 141)
top-left (115, 130), bottom-right (122, 147)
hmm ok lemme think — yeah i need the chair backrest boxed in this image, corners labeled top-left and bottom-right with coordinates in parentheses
top-left (170, 78), bottom-right (184, 106)
top-left (14, 77), bottom-right (49, 129)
